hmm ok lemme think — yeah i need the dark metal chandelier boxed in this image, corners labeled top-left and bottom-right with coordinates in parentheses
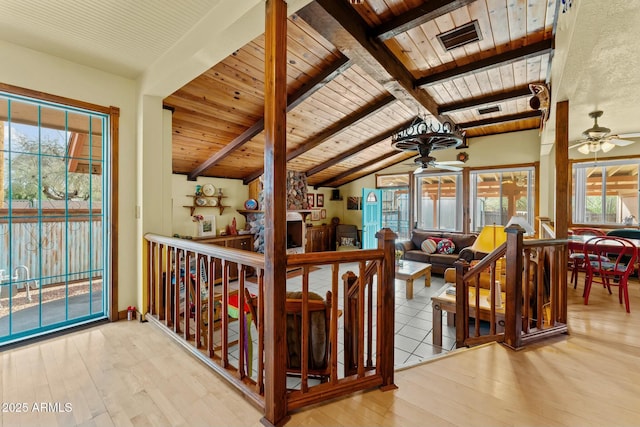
top-left (391, 116), bottom-right (466, 169)
top-left (392, 116), bottom-right (465, 152)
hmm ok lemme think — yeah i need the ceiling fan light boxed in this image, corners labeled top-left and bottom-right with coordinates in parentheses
top-left (601, 141), bottom-right (615, 152)
top-left (577, 144), bottom-right (590, 155)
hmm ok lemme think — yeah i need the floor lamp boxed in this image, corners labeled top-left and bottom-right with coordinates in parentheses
top-left (471, 225), bottom-right (507, 307)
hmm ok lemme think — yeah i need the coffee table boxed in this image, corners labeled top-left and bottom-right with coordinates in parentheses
top-left (395, 260), bottom-right (431, 299)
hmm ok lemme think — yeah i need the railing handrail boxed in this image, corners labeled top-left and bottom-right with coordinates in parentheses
top-left (143, 228), bottom-right (398, 424)
top-left (455, 225), bottom-right (568, 350)
top-left (287, 248), bottom-right (384, 267)
top-left (461, 242), bottom-right (506, 282)
top-left (144, 233), bottom-right (265, 270)
top-left (523, 238), bottom-right (568, 248)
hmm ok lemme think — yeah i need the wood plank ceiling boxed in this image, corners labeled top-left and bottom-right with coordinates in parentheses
top-left (163, 0), bottom-right (558, 188)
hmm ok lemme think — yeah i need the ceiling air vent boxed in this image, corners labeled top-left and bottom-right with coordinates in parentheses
top-left (478, 105), bottom-right (501, 115)
top-left (437, 20), bottom-right (482, 51)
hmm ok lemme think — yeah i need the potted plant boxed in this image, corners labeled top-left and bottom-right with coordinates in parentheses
top-left (395, 249), bottom-right (403, 267)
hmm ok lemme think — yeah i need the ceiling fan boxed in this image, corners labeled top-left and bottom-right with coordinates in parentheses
top-left (569, 110), bottom-right (639, 154)
top-left (403, 142), bottom-right (463, 172)
top-left (412, 155), bottom-right (463, 173)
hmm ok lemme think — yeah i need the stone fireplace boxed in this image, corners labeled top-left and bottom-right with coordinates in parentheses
top-left (245, 171), bottom-right (311, 254)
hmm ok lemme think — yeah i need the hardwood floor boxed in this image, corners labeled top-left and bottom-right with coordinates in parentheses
top-left (2, 275), bottom-right (640, 426)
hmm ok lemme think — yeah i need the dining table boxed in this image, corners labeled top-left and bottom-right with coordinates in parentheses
top-left (567, 234), bottom-right (640, 251)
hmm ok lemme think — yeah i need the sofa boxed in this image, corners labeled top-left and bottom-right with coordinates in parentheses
top-left (396, 229), bottom-right (481, 275)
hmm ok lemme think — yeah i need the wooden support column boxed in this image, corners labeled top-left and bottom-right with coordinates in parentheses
top-left (555, 100), bottom-right (569, 239)
top-left (554, 100), bottom-right (569, 319)
top-left (263, 0), bottom-right (289, 425)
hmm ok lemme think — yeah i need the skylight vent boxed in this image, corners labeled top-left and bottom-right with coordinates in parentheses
top-left (437, 21), bottom-right (482, 51)
top-left (478, 105), bottom-right (501, 115)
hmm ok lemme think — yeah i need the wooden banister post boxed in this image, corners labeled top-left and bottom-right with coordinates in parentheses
top-left (504, 224), bottom-right (524, 349)
top-left (376, 228), bottom-right (397, 390)
top-left (454, 260), bottom-right (470, 348)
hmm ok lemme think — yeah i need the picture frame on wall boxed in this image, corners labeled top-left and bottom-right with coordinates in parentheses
top-left (307, 193), bottom-right (315, 208)
top-left (320, 209), bottom-right (326, 219)
top-left (197, 215), bottom-right (216, 237)
top-left (311, 210), bottom-right (320, 221)
top-left (347, 196), bottom-right (360, 210)
top-left (316, 193), bottom-right (324, 207)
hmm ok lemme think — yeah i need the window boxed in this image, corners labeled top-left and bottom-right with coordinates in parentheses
top-left (572, 159), bottom-right (639, 225)
top-left (470, 167), bottom-right (535, 232)
top-left (377, 173), bottom-right (410, 239)
top-left (415, 172), bottom-right (461, 231)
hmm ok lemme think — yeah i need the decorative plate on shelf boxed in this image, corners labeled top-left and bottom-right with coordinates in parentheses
top-left (202, 183), bottom-right (216, 197)
top-left (208, 197), bottom-right (218, 207)
top-left (195, 197), bottom-right (207, 207)
top-left (244, 198), bottom-right (258, 210)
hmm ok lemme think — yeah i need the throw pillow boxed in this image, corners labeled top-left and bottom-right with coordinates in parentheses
top-left (420, 238), bottom-right (438, 254)
top-left (340, 237), bottom-right (355, 247)
top-left (436, 238), bottom-right (455, 254)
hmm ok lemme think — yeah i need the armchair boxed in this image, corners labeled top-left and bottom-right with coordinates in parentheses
top-left (336, 224), bottom-right (360, 251)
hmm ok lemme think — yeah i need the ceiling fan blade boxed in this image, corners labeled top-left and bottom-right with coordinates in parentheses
top-left (434, 163), bottom-right (462, 171)
top-left (435, 160), bottom-right (464, 165)
top-left (608, 137), bottom-right (635, 147)
top-left (619, 132), bottom-right (640, 138)
top-left (569, 141), bottom-right (587, 150)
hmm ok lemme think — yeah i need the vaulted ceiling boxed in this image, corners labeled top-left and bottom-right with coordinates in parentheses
top-left (4, 1), bottom-right (639, 188)
top-left (164, 0), bottom-right (556, 187)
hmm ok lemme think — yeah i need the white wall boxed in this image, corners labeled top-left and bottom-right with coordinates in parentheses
top-left (0, 40), bottom-right (138, 312)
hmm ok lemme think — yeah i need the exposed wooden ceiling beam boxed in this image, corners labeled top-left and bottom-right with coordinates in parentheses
top-left (243, 94), bottom-right (396, 184)
top-left (305, 118), bottom-right (415, 177)
top-left (297, 1), bottom-right (448, 123)
top-left (438, 85), bottom-right (535, 115)
top-left (373, 0), bottom-right (478, 42)
top-left (186, 55), bottom-right (351, 181)
top-left (457, 111), bottom-right (541, 130)
top-left (415, 39), bottom-right (553, 87)
top-left (315, 151), bottom-right (404, 188)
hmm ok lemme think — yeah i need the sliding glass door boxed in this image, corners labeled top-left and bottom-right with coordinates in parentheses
top-left (0, 91), bottom-right (110, 344)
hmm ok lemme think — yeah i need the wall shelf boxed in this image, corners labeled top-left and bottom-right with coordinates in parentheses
top-left (185, 195), bottom-right (228, 215)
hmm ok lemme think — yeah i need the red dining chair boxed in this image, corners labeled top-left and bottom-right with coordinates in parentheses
top-left (583, 236), bottom-right (637, 313)
top-left (568, 228), bottom-right (607, 289)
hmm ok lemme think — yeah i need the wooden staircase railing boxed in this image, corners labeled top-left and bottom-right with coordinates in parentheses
top-left (143, 228), bottom-right (397, 424)
top-left (454, 224), bottom-right (568, 349)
